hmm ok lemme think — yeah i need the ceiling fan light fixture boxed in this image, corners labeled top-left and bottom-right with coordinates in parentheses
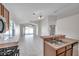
top-left (33, 12), bottom-right (36, 15)
top-left (38, 15), bottom-right (44, 19)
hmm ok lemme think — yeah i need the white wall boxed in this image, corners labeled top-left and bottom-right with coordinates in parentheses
top-left (56, 13), bottom-right (79, 56)
top-left (10, 13), bottom-right (20, 42)
top-left (56, 14), bottom-right (79, 40)
top-left (48, 15), bottom-right (57, 25)
top-left (14, 23), bottom-right (20, 41)
top-left (41, 16), bottom-right (57, 36)
top-left (20, 24), bottom-right (24, 37)
top-left (41, 17), bottom-right (49, 36)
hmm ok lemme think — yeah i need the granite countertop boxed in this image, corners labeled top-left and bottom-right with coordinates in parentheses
top-left (44, 38), bottom-right (78, 50)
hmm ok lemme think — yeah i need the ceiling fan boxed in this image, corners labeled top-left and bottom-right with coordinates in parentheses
top-left (33, 11), bottom-right (44, 20)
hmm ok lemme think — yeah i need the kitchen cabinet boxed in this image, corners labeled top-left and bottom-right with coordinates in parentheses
top-left (0, 4), bottom-right (2, 16)
top-left (44, 41), bottom-right (74, 56)
top-left (58, 52), bottom-right (65, 56)
top-left (44, 42), bottom-right (56, 56)
top-left (57, 46), bottom-right (72, 56)
top-left (4, 7), bottom-right (9, 30)
top-left (0, 5), bottom-right (1, 15)
top-left (57, 49), bottom-right (72, 56)
top-left (0, 3), bottom-right (9, 30)
top-left (57, 47), bottom-right (65, 54)
top-left (0, 4), bottom-right (4, 17)
top-left (66, 49), bottom-right (72, 56)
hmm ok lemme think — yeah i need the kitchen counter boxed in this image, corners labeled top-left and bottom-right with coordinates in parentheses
top-left (44, 38), bottom-right (78, 50)
top-left (41, 35), bottom-right (65, 39)
top-left (0, 42), bottom-right (18, 48)
top-left (0, 36), bottom-right (19, 48)
top-left (41, 35), bottom-right (79, 56)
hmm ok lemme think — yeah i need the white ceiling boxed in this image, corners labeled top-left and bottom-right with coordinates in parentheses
top-left (4, 3), bottom-right (79, 24)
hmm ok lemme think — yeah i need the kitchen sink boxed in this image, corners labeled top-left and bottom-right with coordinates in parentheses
top-left (49, 39), bottom-right (65, 46)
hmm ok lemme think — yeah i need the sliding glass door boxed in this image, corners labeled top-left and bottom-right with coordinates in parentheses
top-left (24, 26), bottom-right (34, 39)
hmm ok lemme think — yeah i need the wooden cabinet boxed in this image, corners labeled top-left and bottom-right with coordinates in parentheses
top-left (44, 42), bottom-right (56, 56)
top-left (44, 41), bottom-right (73, 56)
top-left (58, 52), bottom-right (65, 56)
top-left (0, 3), bottom-right (4, 16)
top-left (57, 49), bottom-right (72, 56)
top-left (4, 7), bottom-right (9, 30)
top-left (66, 45), bottom-right (72, 50)
top-left (57, 47), bottom-right (65, 54)
top-left (66, 49), bottom-right (72, 56)
top-left (0, 3), bottom-right (9, 30)
top-left (42, 35), bottom-right (78, 56)
top-left (0, 4), bottom-right (2, 16)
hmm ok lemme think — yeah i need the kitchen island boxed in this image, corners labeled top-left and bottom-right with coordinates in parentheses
top-left (41, 35), bottom-right (78, 56)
